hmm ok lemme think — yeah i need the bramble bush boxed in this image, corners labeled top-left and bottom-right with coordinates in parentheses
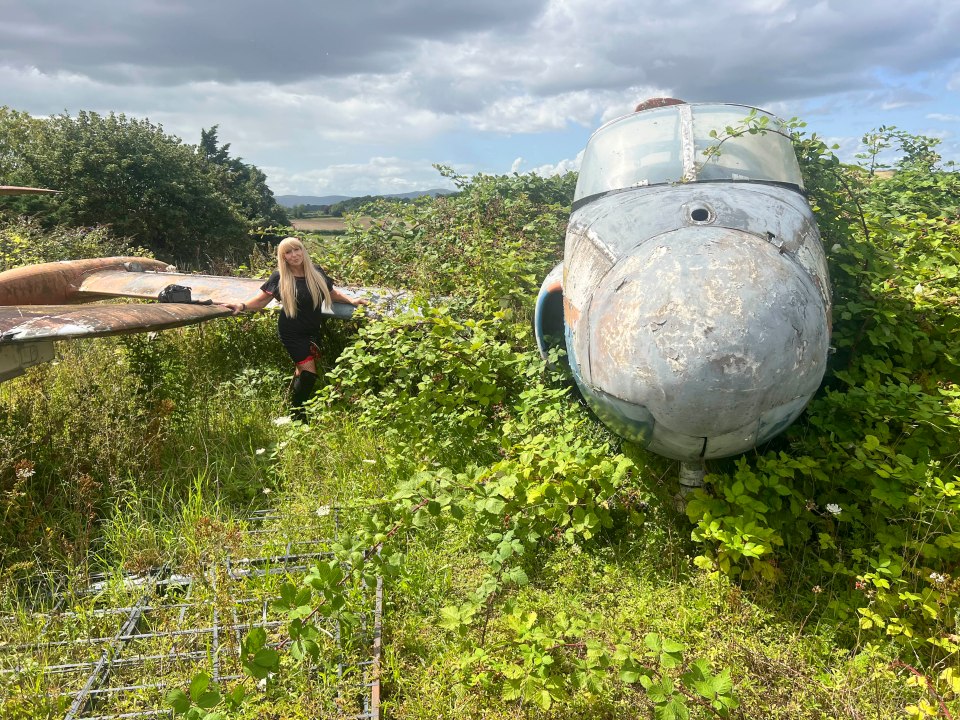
top-left (687, 122), bottom-right (960, 700)
top-left (163, 169), bottom-right (743, 719)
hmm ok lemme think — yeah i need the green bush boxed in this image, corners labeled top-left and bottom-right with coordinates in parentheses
top-left (687, 124), bottom-right (960, 678)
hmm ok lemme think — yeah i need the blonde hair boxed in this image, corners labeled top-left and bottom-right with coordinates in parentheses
top-left (276, 237), bottom-right (332, 319)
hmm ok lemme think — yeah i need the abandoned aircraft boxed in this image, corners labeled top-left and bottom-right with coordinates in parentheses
top-left (0, 255), bottom-right (400, 383)
top-left (534, 102), bottom-right (832, 463)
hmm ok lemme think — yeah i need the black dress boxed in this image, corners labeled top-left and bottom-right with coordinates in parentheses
top-left (260, 265), bottom-right (334, 364)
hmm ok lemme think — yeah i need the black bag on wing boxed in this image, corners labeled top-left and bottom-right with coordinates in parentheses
top-left (158, 284), bottom-right (193, 303)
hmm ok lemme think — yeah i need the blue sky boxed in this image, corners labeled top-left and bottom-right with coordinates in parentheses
top-left (2, 0), bottom-right (959, 196)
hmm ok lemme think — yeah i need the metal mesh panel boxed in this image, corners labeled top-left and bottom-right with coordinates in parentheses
top-left (0, 508), bottom-right (382, 720)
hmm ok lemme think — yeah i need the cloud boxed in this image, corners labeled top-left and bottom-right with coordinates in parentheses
top-left (928, 113), bottom-right (960, 122)
top-left (527, 150), bottom-right (584, 177)
top-left (3, 0), bottom-right (960, 192)
top-left (266, 156), bottom-right (459, 196)
top-left (0, 1), bottom-right (550, 84)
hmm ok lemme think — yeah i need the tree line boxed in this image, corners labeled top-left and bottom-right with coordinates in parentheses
top-left (0, 107), bottom-right (289, 266)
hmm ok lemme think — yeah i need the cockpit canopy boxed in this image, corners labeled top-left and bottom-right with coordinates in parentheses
top-left (574, 103), bottom-right (804, 202)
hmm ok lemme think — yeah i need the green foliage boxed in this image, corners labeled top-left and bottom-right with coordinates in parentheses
top-left (687, 120), bottom-right (960, 675)
top-left (199, 125), bottom-right (289, 228)
top-left (0, 106), bottom-right (287, 264)
top-left (0, 215), bottom-right (147, 270)
top-left (4, 156), bottom-right (950, 717)
top-left (314, 166), bottom-right (574, 314)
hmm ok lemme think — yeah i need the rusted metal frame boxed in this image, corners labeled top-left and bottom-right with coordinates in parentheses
top-left (6, 507), bottom-right (381, 718)
top-left (14, 618), bottom-right (285, 651)
top-left (63, 575), bottom-right (157, 720)
top-left (35, 650), bottom-right (206, 677)
top-left (76, 711), bottom-right (168, 720)
top-left (210, 563), bottom-right (222, 683)
top-left (370, 576), bottom-right (383, 719)
top-left (1, 596), bottom-right (265, 627)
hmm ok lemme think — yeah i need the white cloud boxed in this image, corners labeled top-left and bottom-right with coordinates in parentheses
top-left (527, 150), bottom-right (584, 177)
top-left (267, 156), bottom-right (457, 197)
top-left (4, 0), bottom-right (960, 192)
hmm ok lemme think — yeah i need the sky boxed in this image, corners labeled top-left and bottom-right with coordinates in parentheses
top-left (2, 0), bottom-right (959, 198)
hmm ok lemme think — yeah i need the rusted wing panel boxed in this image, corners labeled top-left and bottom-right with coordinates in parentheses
top-left (0, 186), bottom-right (59, 195)
top-left (77, 270), bottom-right (268, 304)
top-left (0, 304), bottom-right (231, 343)
top-left (78, 270), bottom-right (415, 319)
top-left (0, 257), bottom-right (174, 306)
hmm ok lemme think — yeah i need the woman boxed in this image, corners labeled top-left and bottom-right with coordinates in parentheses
top-left (225, 237), bottom-right (366, 419)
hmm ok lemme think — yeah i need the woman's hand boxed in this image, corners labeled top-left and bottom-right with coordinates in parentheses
top-left (224, 292), bottom-right (271, 315)
top-left (353, 297), bottom-right (370, 307)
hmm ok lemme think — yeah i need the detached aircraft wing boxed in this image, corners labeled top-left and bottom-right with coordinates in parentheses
top-left (0, 186), bottom-right (60, 195)
top-left (0, 256), bottom-right (413, 382)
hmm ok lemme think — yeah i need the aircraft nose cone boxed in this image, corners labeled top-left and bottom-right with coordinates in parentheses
top-left (586, 226), bottom-right (828, 453)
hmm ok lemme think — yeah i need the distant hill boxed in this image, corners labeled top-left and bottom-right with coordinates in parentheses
top-left (275, 188), bottom-right (454, 208)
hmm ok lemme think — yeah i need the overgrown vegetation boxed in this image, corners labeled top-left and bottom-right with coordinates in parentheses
top-left (0, 107), bottom-right (288, 264)
top-left (2, 122), bottom-right (959, 718)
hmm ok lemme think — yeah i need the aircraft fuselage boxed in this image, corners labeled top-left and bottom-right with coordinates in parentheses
top-left (535, 103), bottom-right (832, 461)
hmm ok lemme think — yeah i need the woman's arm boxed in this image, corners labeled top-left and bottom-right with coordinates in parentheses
top-left (331, 287), bottom-right (369, 307)
top-left (224, 290), bottom-right (273, 314)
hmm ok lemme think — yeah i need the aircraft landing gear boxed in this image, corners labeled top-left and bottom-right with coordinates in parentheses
top-left (675, 461), bottom-right (706, 511)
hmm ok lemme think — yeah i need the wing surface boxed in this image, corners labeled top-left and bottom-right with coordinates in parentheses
top-left (0, 186), bottom-right (59, 195)
top-left (0, 303), bottom-right (231, 342)
top-left (78, 270), bottom-right (414, 319)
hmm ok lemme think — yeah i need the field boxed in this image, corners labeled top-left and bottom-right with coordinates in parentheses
top-left (290, 216), bottom-right (373, 232)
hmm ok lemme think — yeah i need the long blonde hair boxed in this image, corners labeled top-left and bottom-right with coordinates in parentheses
top-left (276, 237), bottom-right (332, 319)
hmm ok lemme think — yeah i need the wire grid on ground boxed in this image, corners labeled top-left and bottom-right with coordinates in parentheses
top-left (0, 507), bottom-right (382, 720)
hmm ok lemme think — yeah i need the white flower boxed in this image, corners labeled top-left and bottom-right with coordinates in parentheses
top-left (914, 284), bottom-right (923, 295)
top-left (255, 448), bottom-right (266, 455)
top-left (277, 441), bottom-right (288, 450)
top-left (825, 503), bottom-right (842, 515)
top-left (931, 572), bottom-right (948, 583)
top-left (272, 416), bottom-right (292, 426)
top-left (831, 243), bottom-right (842, 253)
top-left (262, 488), bottom-right (272, 495)
top-left (316, 506), bottom-right (331, 517)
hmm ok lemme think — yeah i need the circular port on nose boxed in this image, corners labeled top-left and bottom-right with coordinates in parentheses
top-left (689, 206), bottom-right (712, 223)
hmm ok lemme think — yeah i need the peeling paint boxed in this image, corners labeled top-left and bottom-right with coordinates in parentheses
top-left (534, 103), bottom-right (833, 461)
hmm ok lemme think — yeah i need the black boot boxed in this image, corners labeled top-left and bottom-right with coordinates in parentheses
top-left (290, 370), bottom-right (317, 422)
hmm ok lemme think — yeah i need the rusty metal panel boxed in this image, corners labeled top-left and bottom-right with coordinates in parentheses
top-left (77, 269), bottom-right (269, 304)
top-left (0, 257), bottom-right (174, 306)
top-left (78, 270), bottom-right (413, 319)
top-left (0, 186), bottom-right (58, 195)
top-left (0, 303), bottom-right (231, 342)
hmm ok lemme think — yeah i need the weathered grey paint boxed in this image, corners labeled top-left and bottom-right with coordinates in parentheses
top-left (536, 103), bottom-right (832, 461)
top-left (0, 341), bottom-right (54, 382)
